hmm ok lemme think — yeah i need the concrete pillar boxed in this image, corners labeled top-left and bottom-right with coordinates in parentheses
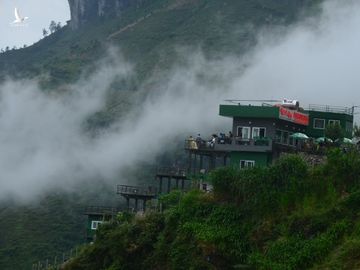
top-left (159, 177), bottom-right (163, 193)
top-left (181, 179), bottom-right (185, 190)
top-left (143, 199), bottom-right (146, 212)
top-left (176, 179), bottom-right (179, 189)
top-left (193, 154), bottom-right (197, 175)
top-left (126, 197), bottom-right (130, 210)
top-left (135, 198), bottom-right (138, 212)
top-left (188, 152), bottom-right (192, 174)
top-left (167, 177), bottom-right (171, 193)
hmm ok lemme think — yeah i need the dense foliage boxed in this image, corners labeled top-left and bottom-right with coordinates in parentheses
top-left (64, 150), bottom-right (360, 270)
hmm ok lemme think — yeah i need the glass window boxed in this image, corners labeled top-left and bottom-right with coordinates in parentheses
top-left (314, 118), bottom-right (325, 129)
top-left (252, 127), bottom-right (266, 138)
top-left (276, 129), bottom-right (282, 143)
top-left (328, 120), bottom-right (340, 126)
top-left (282, 131), bottom-right (289, 145)
top-left (91, 221), bottom-right (103, 230)
top-left (237, 126), bottom-right (250, 139)
top-left (346, 121), bottom-right (353, 133)
top-left (240, 160), bottom-right (255, 169)
top-left (289, 133), bottom-right (294, 146)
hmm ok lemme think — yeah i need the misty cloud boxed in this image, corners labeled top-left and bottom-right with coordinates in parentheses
top-left (0, 0), bottom-right (359, 202)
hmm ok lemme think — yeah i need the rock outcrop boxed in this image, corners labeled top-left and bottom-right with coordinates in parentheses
top-left (68, 0), bottom-right (141, 30)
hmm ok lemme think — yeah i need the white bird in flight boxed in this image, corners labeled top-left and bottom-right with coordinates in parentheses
top-left (13, 7), bottom-right (29, 24)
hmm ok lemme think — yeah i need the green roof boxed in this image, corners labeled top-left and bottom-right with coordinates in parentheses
top-left (219, 105), bottom-right (279, 118)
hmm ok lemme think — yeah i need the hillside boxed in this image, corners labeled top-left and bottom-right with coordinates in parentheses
top-left (0, 1), bottom-right (324, 269)
top-left (64, 151), bottom-right (360, 270)
top-left (0, 0), bottom-right (321, 88)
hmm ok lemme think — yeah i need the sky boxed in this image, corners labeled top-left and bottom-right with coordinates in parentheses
top-left (0, 0), bottom-right (360, 202)
top-left (0, 0), bottom-right (70, 49)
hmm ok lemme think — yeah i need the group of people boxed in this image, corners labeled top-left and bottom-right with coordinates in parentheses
top-left (187, 131), bottom-right (234, 149)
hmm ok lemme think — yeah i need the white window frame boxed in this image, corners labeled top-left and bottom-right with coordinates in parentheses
top-left (240, 160), bottom-right (255, 169)
top-left (237, 126), bottom-right (250, 139)
top-left (328, 120), bottom-right (340, 126)
top-left (252, 127), bottom-right (266, 138)
top-left (313, 118), bottom-right (325, 129)
top-left (91, 221), bottom-right (103, 230)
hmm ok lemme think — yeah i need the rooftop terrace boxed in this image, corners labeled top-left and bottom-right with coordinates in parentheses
top-left (308, 104), bottom-right (354, 115)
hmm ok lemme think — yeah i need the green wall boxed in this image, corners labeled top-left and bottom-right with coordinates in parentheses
top-left (219, 105), bottom-right (279, 118)
top-left (306, 111), bottom-right (353, 138)
top-left (86, 214), bottom-right (104, 241)
top-left (230, 152), bottom-right (271, 168)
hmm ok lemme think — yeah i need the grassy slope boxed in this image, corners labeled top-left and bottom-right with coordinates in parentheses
top-left (65, 151), bottom-right (360, 270)
top-left (0, 1), bottom-right (323, 269)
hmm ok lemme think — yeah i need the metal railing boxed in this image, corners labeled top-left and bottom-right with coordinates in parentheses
top-left (308, 104), bottom-right (353, 115)
top-left (117, 185), bottom-right (157, 197)
top-left (185, 137), bottom-right (272, 150)
top-left (31, 247), bottom-right (80, 270)
top-left (84, 206), bottom-right (119, 215)
top-left (156, 167), bottom-right (186, 177)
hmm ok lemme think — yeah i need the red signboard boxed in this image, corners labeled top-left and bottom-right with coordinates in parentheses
top-left (278, 106), bottom-right (309, 126)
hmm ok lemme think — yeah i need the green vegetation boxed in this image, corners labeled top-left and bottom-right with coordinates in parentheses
top-left (325, 122), bottom-right (344, 141)
top-left (0, 0), bottom-right (321, 89)
top-left (0, 194), bottom-right (85, 270)
top-left (0, 1), bottom-right (325, 269)
top-left (64, 150), bottom-right (360, 270)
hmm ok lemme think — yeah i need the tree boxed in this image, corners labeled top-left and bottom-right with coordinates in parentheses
top-left (325, 122), bottom-right (344, 141)
top-left (55, 22), bottom-right (62, 31)
top-left (42, 28), bottom-right (48, 37)
top-left (49, 20), bottom-right (57, 33)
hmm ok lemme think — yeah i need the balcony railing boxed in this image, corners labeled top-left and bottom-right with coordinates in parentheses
top-left (308, 104), bottom-right (353, 115)
top-left (156, 167), bottom-right (187, 177)
top-left (185, 137), bottom-right (273, 152)
top-left (117, 185), bottom-right (157, 197)
top-left (84, 206), bottom-right (120, 215)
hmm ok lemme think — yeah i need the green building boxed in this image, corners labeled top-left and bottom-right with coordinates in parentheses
top-left (84, 206), bottom-right (119, 242)
top-left (306, 104), bottom-right (354, 138)
top-left (186, 101), bottom-right (354, 170)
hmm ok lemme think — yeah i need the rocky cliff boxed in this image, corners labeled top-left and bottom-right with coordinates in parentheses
top-left (68, 0), bottom-right (142, 30)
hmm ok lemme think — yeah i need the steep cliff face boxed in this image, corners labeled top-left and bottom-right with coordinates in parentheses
top-left (68, 0), bottom-right (139, 30)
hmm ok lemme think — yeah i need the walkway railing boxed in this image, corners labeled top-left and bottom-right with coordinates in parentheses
top-left (156, 167), bottom-right (186, 177)
top-left (184, 138), bottom-right (272, 152)
top-left (117, 185), bottom-right (157, 197)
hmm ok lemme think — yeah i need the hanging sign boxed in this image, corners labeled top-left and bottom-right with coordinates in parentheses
top-left (279, 106), bottom-right (309, 126)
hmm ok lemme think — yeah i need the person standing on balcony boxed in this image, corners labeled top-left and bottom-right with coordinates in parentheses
top-left (196, 134), bottom-right (202, 147)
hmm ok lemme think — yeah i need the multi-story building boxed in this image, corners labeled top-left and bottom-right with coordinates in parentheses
top-left (185, 100), bottom-right (354, 171)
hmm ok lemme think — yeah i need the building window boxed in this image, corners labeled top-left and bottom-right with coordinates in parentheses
top-left (240, 160), bottom-right (255, 169)
top-left (282, 131), bottom-right (289, 145)
top-left (313, 118), bottom-right (325, 129)
top-left (346, 121), bottom-right (353, 133)
top-left (252, 127), bottom-right (266, 138)
top-left (91, 221), bottom-right (103, 230)
top-left (289, 132), bottom-right (295, 146)
top-left (328, 120), bottom-right (340, 126)
top-left (237, 126), bottom-right (250, 139)
top-left (276, 129), bottom-right (282, 143)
